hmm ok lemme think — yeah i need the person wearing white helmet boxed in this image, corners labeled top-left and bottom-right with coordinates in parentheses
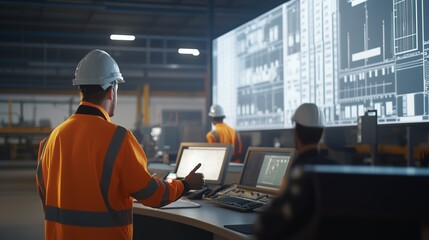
top-left (255, 103), bottom-right (337, 240)
top-left (72, 49), bottom-right (125, 117)
top-left (290, 103), bottom-right (326, 160)
top-left (206, 104), bottom-right (243, 163)
top-left (36, 49), bottom-right (205, 240)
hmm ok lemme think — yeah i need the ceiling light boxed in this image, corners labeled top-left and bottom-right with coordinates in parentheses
top-left (178, 48), bottom-right (200, 56)
top-left (110, 34), bottom-right (135, 41)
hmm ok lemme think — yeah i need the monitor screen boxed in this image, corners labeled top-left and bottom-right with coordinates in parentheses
top-left (302, 164), bottom-right (429, 218)
top-left (174, 142), bottom-right (233, 185)
top-left (213, 0), bottom-right (429, 130)
top-left (239, 147), bottom-right (295, 193)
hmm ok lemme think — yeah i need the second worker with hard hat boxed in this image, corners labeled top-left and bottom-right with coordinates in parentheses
top-left (206, 104), bottom-right (243, 163)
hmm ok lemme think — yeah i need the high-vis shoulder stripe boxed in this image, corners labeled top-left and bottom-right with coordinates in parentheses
top-left (100, 126), bottom-right (127, 220)
top-left (212, 130), bottom-right (220, 142)
top-left (45, 206), bottom-right (132, 227)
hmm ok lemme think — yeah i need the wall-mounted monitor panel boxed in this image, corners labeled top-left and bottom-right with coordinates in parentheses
top-left (213, 0), bottom-right (429, 130)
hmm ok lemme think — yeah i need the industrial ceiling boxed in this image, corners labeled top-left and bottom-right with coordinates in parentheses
top-left (0, 0), bottom-right (286, 94)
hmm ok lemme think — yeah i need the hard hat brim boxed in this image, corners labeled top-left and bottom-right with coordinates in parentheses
top-left (208, 113), bottom-right (225, 118)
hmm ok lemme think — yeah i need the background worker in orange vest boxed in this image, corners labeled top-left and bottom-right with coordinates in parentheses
top-left (206, 104), bottom-right (243, 163)
top-left (36, 49), bottom-right (205, 240)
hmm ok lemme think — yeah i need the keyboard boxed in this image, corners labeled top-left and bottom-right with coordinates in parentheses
top-left (210, 196), bottom-right (264, 212)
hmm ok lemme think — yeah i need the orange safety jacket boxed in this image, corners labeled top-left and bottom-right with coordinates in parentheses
top-left (36, 102), bottom-right (188, 240)
top-left (206, 122), bottom-right (243, 163)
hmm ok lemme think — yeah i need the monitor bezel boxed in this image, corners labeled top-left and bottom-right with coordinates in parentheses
top-left (237, 147), bottom-right (296, 195)
top-left (174, 142), bottom-right (233, 186)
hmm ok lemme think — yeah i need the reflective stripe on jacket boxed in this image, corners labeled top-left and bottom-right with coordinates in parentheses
top-left (206, 122), bottom-right (243, 163)
top-left (36, 101), bottom-right (185, 240)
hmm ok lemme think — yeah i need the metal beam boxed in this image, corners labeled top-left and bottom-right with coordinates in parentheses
top-left (0, 0), bottom-right (260, 16)
top-left (0, 41), bottom-right (207, 53)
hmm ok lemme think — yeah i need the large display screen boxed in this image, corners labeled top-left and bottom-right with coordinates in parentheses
top-left (213, 0), bottom-right (429, 130)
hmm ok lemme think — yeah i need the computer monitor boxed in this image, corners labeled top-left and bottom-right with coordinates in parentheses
top-left (174, 142), bottom-right (233, 186)
top-left (238, 147), bottom-right (295, 194)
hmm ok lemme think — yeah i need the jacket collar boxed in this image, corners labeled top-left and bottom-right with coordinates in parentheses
top-left (78, 101), bottom-right (111, 122)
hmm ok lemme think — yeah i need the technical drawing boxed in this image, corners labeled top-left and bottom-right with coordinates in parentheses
top-left (212, 0), bottom-right (429, 130)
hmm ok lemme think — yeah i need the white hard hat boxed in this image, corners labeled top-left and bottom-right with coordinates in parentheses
top-left (73, 49), bottom-right (125, 90)
top-left (208, 104), bottom-right (225, 118)
top-left (292, 103), bottom-right (324, 128)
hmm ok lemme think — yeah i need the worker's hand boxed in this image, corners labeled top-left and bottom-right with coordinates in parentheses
top-left (184, 163), bottom-right (205, 190)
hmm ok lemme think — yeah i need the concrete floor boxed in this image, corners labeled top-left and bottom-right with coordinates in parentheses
top-left (0, 168), bottom-right (44, 240)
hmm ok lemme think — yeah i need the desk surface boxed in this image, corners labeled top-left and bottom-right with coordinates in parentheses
top-left (133, 199), bottom-right (258, 240)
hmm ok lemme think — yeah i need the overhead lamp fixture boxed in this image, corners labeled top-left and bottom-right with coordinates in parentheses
top-left (110, 34), bottom-right (135, 41)
top-left (178, 48), bottom-right (200, 56)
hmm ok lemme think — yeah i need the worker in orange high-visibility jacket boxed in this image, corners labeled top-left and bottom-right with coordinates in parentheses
top-left (206, 104), bottom-right (243, 163)
top-left (36, 49), bottom-right (205, 240)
